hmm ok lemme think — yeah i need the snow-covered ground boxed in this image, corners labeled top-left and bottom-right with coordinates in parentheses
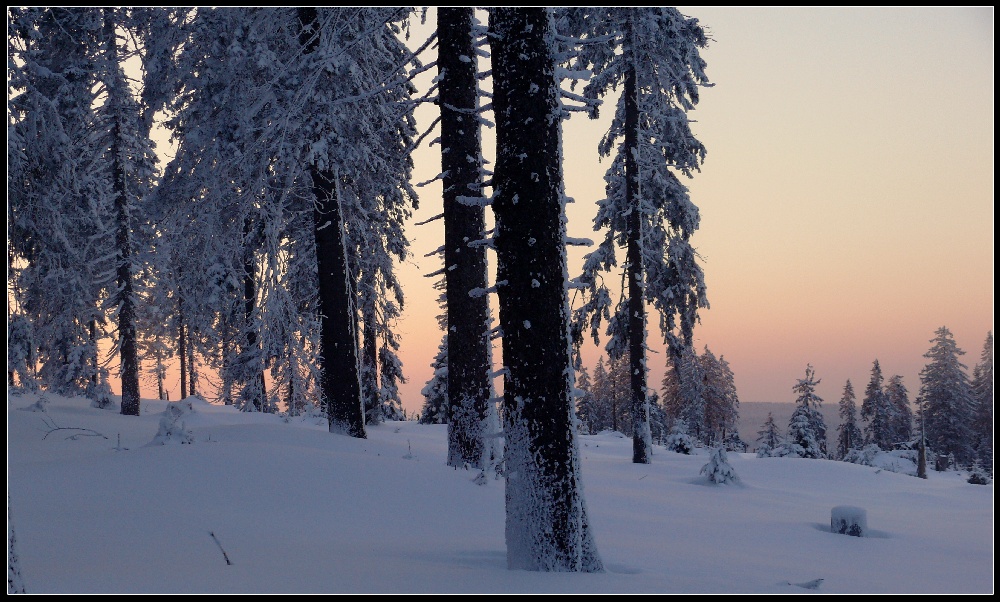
top-left (7, 393), bottom-right (993, 594)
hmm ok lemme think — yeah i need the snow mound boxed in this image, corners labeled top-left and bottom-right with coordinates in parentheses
top-left (843, 444), bottom-right (917, 476)
top-left (16, 394), bottom-right (49, 413)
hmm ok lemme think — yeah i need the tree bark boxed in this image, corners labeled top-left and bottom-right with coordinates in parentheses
top-left (439, 7), bottom-right (493, 469)
top-left (243, 219), bottom-right (266, 411)
top-left (362, 294), bottom-right (380, 424)
top-left (623, 52), bottom-right (653, 463)
top-left (297, 7), bottom-right (366, 438)
top-left (105, 8), bottom-right (140, 417)
top-left (178, 294), bottom-right (187, 400)
top-left (187, 328), bottom-right (196, 397)
top-left (490, 7), bottom-right (602, 572)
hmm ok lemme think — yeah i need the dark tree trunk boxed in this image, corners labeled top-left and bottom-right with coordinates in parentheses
top-left (362, 296), bottom-right (380, 424)
top-left (439, 7), bottom-right (493, 469)
top-left (156, 350), bottom-right (165, 401)
top-left (490, 7), bottom-right (602, 573)
top-left (105, 9), bottom-right (140, 417)
top-left (178, 296), bottom-right (187, 400)
top-left (187, 329), bottom-right (196, 397)
top-left (243, 220), bottom-right (266, 411)
top-left (298, 7), bottom-right (365, 438)
top-left (624, 58), bottom-right (652, 463)
top-left (309, 164), bottom-right (365, 437)
top-left (220, 330), bottom-right (233, 405)
top-left (88, 319), bottom-right (98, 394)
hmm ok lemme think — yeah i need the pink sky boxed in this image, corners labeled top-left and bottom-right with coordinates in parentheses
top-left (393, 7), bottom-right (993, 413)
top-left (116, 8), bottom-right (991, 414)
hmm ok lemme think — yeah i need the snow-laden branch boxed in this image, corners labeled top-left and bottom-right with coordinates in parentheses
top-left (415, 170), bottom-right (447, 188)
top-left (414, 213), bottom-right (444, 226)
top-left (423, 245), bottom-right (445, 258)
top-left (469, 280), bottom-right (506, 298)
top-left (455, 195), bottom-right (492, 207)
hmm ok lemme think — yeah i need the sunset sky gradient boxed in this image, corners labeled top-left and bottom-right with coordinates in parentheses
top-left (122, 7), bottom-right (992, 415)
top-left (394, 7), bottom-right (994, 414)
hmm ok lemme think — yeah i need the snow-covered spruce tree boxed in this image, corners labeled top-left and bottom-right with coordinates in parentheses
top-left (755, 412), bottom-right (782, 457)
top-left (885, 374), bottom-right (913, 446)
top-left (435, 6), bottom-right (497, 469)
top-left (564, 7), bottom-right (710, 465)
top-left (648, 392), bottom-right (670, 446)
top-left (134, 268), bottom-right (174, 401)
top-left (701, 346), bottom-right (740, 446)
top-left (352, 185), bottom-right (411, 425)
top-left (98, 7), bottom-right (158, 416)
top-left (917, 327), bottom-right (975, 467)
top-left (665, 419), bottom-right (695, 454)
top-left (677, 346), bottom-right (707, 443)
top-left (156, 7), bottom-right (269, 408)
top-left (860, 359), bottom-right (892, 450)
top-left (591, 354), bottom-right (630, 434)
top-left (835, 379), bottom-right (863, 460)
top-left (292, 7), bottom-right (420, 435)
top-left (419, 280), bottom-right (450, 424)
top-left (419, 334), bottom-right (449, 424)
top-left (970, 332), bottom-right (993, 472)
top-left (6, 315), bottom-right (38, 392)
top-left (490, 7), bottom-right (602, 572)
top-left (700, 446), bottom-right (740, 485)
top-left (585, 357), bottom-right (612, 433)
top-left (787, 364), bottom-right (826, 459)
top-left (574, 365), bottom-right (597, 434)
top-left (8, 8), bottom-right (109, 398)
top-left (261, 203), bottom-right (323, 416)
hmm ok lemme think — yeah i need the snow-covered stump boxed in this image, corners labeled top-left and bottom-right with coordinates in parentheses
top-left (831, 505), bottom-right (867, 537)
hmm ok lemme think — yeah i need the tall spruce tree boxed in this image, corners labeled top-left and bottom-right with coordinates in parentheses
top-left (490, 7), bottom-right (602, 572)
top-left (565, 7), bottom-right (710, 464)
top-left (970, 332), bottom-right (993, 471)
top-left (836, 379), bottom-right (863, 460)
top-left (861, 359), bottom-right (892, 449)
top-left (918, 327), bottom-right (975, 466)
top-left (591, 354), bottom-right (630, 434)
top-left (9, 8), bottom-right (108, 398)
top-left (885, 374), bottom-right (913, 445)
top-left (787, 364), bottom-right (826, 458)
top-left (755, 412), bottom-right (782, 457)
top-left (100, 7), bottom-right (156, 416)
top-left (293, 8), bottom-right (418, 435)
top-left (296, 7), bottom-right (365, 436)
top-left (700, 346), bottom-right (740, 446)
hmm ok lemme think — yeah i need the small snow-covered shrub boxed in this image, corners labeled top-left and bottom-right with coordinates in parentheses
top-left (967, 464), bottom-right (991, 485)
top-left (701, 447), bottom-right (741, 485)
top-left (844, 444), bottom-right (881, 466)
top-left (844, 444), bottom-right (918, 476)
top-left (666, 422), bottom-right (694, 455)
top-left (763, 442), bottom-right (805, 458)
top-left (17, 393), bottom-right (49, 413)
top-left (148, 400), bottom-right (195, 445)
